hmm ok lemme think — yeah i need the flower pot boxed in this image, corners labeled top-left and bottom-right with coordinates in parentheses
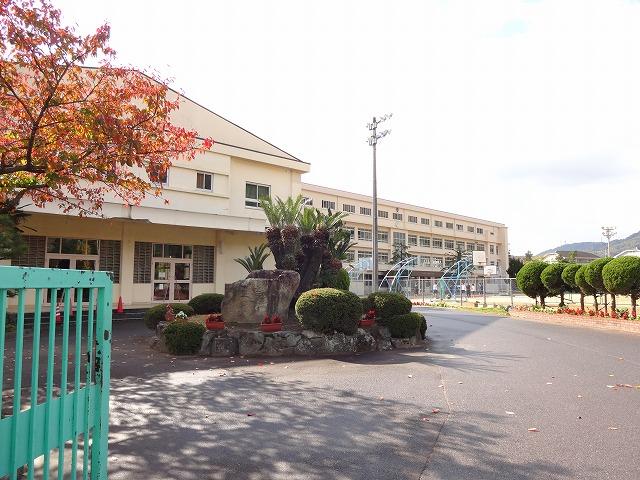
top-left (359, 318), bottom-right (375, 327)
top-left (206, 320), bottom-right (225, 330)
top-left (261, 323), bottom-right (282, 333)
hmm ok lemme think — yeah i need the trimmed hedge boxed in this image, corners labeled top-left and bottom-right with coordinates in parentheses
top-left (334, 268), bottom-right (350, 291)
top-left (360, 295), bottom-right (375, 313)
top-left (367, 292), bottom-right (412, 325)
top-left (163, 321), bottom-right (205, 355)
top-left (188, 293), bottom-right (224, 314)
top-left (516, 260), bottom-right (549, 301)
top-left (295, 288), bottom-right (363, 334)
top-left (143, 303), bottom-right (194, 330)
top-left (388, 312), bottom-right (426, 339)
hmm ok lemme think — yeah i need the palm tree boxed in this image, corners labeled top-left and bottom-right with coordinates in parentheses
top-left (234, 244), bottom-right (271, 273)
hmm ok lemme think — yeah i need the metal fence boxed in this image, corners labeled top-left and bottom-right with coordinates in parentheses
top-left (0, 266), bottom-right (113, 479)
top-left (350, 277), bottom-right (521, 305)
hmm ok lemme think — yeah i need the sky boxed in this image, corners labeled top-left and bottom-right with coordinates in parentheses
top-left (54, 0), bottom-right (640, 255)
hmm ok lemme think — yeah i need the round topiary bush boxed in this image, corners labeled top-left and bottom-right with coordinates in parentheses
top-left (144, 303), bottom-right (194, 330)
top-left (295, 288), bottom-right (363, 334)
top-left (602, 256), bottom-right (640, 315)
top-left (334, 268), bottom-right (350, 291)
top-left (561, 263), bottom-right (581, 291)
top-left (541, 262), bottom-right (569, 305)
top-left (188, 293), bottom-right (224, 314)
top-left (163, 321), bottom-right (205, 355)
top-left (387, 312), bottom-right (426, 339)
top-left (367, 292), bottom-right (412, 325)
top-left (584, 257), bottom-right (615, 308)
top-left (516, 260), bottom-right (549, 306)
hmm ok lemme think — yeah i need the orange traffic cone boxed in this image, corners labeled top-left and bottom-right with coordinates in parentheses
top-left (55, 302), bottom-right (62, 324)
top-left (117, 296), bottom-right (124, 313)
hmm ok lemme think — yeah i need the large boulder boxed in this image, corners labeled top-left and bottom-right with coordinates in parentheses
top-left (222, 270), bottom-right (300, 327)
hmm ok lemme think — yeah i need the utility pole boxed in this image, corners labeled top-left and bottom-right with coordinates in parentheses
top-left (367, 114), bottom-right (392, 292)
top-left (601, 226), bottom-right (616, 257)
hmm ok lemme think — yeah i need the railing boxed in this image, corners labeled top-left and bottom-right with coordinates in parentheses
top-left (0, 267), bottom-right (113, 479)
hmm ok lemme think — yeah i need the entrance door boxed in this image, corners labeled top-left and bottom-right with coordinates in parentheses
top-left (47, 257), bottom-right (97, 302)
top-left (153, 260), bottom-right (191, 302)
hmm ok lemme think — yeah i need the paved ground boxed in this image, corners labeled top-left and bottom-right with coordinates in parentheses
top-left (4, 309), bottom-right (640, 479)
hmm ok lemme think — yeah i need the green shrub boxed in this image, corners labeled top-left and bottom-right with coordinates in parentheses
top-left (143, 303), bottom-right (194, 330)
top-left (163, 321), bottom-right (205, 355)
top-left (334, 268), bottom-right (350, 290)
top-left (360, 295), bottom-right (375, 312)
top-left (575, 265), bottom-right (596, 296)
top-left (602, 256), bottom-right (640, 315)
top-left (367, 292), bottom-right (412, 325)
top-left (561, 263), bottom-right (581, 291)
top-left (388, 312), bottom-right (425, 338)
top-left (188, 293), bottom-right (224, 314)
top-left (583, 258), bottom-right (613, 293)
top-left (516, 260), bottom-right (549, 305)
top-left (295, 288), bottom-right (363, 334)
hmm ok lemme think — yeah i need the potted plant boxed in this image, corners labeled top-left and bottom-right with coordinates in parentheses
top-left (359, 308), bottom-right (376, 327)
top-left (261, 314), bottom-right (282, 332)
top-left (205, 313), bottom-right (225, 330)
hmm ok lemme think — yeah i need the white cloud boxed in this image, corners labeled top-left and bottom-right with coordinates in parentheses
top-left (55, 0), bottom-right (640, 254)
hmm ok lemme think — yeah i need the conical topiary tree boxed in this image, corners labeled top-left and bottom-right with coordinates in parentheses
top-left (541, 262), bottom-right (570, 307)
top-left (561, 263), bottom-right (583, 310)
top-left (584, 258), bottom-right (614, 312)
top-left (516, 260), bottom-right (549, 307)
top-left (602, 256), bottom-right (640, 317)
top-left (575, 265), bottom-right (598, 311)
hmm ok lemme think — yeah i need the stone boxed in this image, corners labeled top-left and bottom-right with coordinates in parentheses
top-left (222, 270), bottom-right (300, 327)
top-left (200, 330), bottom-right (238, 357)
top-left (377, 339), bottom-right (393, 351)
top-left (238, 331), bottom-right (265, 355)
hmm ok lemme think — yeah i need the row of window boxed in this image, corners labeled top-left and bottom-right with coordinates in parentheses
top-left (347, 250), bottom-right (449, 268)
top-left (314, 198), bottom-right (488, 234)
top-left (346, 229), bottom-right (499, 254)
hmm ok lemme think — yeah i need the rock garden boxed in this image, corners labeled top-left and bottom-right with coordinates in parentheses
top-left (145, 195), bottom-right (428, 357)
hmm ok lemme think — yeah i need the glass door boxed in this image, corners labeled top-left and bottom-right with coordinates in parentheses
top-left (152, 260), bottom-right (191, 302)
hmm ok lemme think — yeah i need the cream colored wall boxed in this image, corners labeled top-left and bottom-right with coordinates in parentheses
top-left (301, 184), bottom-right (510, 274)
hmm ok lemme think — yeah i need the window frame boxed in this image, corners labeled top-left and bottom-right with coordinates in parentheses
top-left (245, 182), bottom-right (271, 208)
top-left (196, 171), bottom-right (213, 191)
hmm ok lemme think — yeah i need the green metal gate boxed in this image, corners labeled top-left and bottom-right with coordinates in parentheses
top-left (0, 267), bottom-right (113, 479)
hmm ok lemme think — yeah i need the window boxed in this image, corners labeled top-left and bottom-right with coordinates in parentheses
top-left (360, 206), bottom-right (372, 216)
top-left (476, 227), bottom-right (484, 234)
top-left (378, 231), bottom-right (389, 243)
top-left (196, 172), bottom-right (213, 191)
top-left (467, 226), bottom-right (475, 233)
top-left (446, 222), bottom-right (454, 229)
top-left (476, 243), bottom-right (485, 251)
top-left (245, 182), bottom-right (270, 207)
top-left (342, 204), bottom-right (355, 213)
top-left (490, 261), bottom-right (495, 266)
top-left (495, 246), bottom-right (499, 255)
top-left (456, 224), bottom-right (464, 231)
top-left (321, 200), bottom-right (336, 210)
top-left (158, 169), bottom-right (169, 186)
top-left (445, 258), bottom-right (454, 267)
top-left (444, 239), bottom-right (454, 250)
top-left (456, 241), bottom-right (465, 251)
top-left (153, 243), bottom-right (193, 259)
top-left (302, 196), bottom-right (313, 207)
top-left (467, 242), bottom-right (475, 251)
top-left (434, 220), bottom-right (443, 228)
top-left (408, 235), bottom-right (418, 246)
top-left (358, 250), bottom-right (372, 260)
top-left (392, 212), bottom-right (403, 221)
top-left (421, 218), bottom-right (430, 225)
top-left (433, 257), bottom-right (443, 268)
top-left (358, 228), bottom-right (372, 241)
top-left (345, 226), bottom-right (355, 239)
top-left (408, 215), bottom-right (418, 223)
top-left (419, 255), bottom-right (431, 266)
top-left (378, 210), bottom-right (389, 218)
top-left (346, 250), bottom-right (355, 262)
top-left (393, 232), bottom-right (406, 244)
top-left (47, 238), bottom-right (99, 255)
top-left (378, 252), bottom-right (389, 264)
top-left (432, 238), bottom-right (443, 248)
top-left (419, 236), bottom-right (430, 247)
top-left (490, 245), bottom-right (495, 254)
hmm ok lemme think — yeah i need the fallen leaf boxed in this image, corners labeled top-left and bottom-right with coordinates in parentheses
top-left (546, 382), bottom-right (553, 385)
top-left (438, 384), bottom-right (444, 388)
top-left (505, 411), bottom-right (515, 415)
top-left (379, 396), bottom-right (384, 400)
top-left (408, 374), bottom-right (413, 378)
top-left (247, 413), bottom-right (255, 417)
top-left (284, 366), bottom-right (289, 369)
top-left (609, 374), bottom-right (615, 377)
top-left (458, 381), bottom-right (463, 384)
top-left (577, 395), bottom-right (583, 398)
top-left (606, 385), bottom-right (616, 388)
top-left (432, 408), bottom-right (441, 413)
top-left (421, 417), bottom-right (429, 422)
top-left (608, 426), bottom-right (618, 430)
top-left (528, 428), bottom-right (539, 432)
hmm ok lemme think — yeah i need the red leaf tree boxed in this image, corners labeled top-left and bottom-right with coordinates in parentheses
top-left (0, 0), bottom-right (212, 216)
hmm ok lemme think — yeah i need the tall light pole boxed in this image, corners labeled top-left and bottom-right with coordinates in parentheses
top-left (367, 114), bottom-right (392, 292)
top-left (601, 226), bottom-right (616, 257)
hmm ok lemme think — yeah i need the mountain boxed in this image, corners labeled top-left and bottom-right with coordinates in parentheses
top-left (537, 230), bottom-right (640, 257)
